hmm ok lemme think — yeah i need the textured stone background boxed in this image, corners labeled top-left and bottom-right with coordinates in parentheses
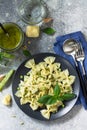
top-left (0, 0), bottom-right (87, 130)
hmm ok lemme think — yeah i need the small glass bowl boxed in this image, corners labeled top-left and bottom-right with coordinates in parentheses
top-left (15, 0), bottom-right (47, 25)
top-left (0, 22), bottom-right (24, 52)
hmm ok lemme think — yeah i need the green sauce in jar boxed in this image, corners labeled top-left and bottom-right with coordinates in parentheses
top-left (0, 23), bottom-right (24, 51)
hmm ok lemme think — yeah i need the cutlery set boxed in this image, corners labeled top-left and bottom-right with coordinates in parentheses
top-left (63, 39), bottom-right (87, 101)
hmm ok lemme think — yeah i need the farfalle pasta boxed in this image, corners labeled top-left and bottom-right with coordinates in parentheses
top-left (15, 56), bottom-right (75, 119)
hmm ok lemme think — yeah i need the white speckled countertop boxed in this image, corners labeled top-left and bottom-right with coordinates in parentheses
top-left (0, 0), bottom-right (87, 130)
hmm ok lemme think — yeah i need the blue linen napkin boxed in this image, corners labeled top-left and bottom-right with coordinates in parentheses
top-left (53, 31), bottom-right (87, 109)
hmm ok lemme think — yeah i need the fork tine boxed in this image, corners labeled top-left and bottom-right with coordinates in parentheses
top-left (79, 42), bottom-right (84, 54)
top-left (76, 42), bottom-right (84, 56)
top-left (75, 42), bottom-right (85, 74)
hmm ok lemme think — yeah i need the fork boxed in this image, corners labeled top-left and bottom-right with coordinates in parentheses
top-left (75, 43), bottom-right (87, 98)
top-left (75, 43), bottom-right (86, 75)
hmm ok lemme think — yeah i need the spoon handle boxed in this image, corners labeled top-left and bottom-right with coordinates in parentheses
top-left (76, 66), bottom-right (87, 102)
top-left (0, 23), bottom-right (8, 34)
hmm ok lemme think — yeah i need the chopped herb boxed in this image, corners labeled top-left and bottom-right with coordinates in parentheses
top-left (20, 75), bottom-right (23, 79)
top-left (17, 87), bottom-right (20, 90)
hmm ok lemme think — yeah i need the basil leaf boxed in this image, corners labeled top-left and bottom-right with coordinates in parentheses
top-left (57, 97), bottom-right (64, 101)
top-left (60, 93), bottom-right (77, 101)
top-left (45, 96), bottom-right (57, 105)
top-left (23, 50), bottom-right (31, 57)
top-left (38, 95), bottom-right (53, 104)
top-left (42, 27), bottom-right (56, 35)
top-left (54, 83), bottom-right (60, 96)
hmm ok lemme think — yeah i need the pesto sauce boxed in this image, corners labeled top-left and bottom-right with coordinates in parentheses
top-left (0, 23), bottom-right (22, 50)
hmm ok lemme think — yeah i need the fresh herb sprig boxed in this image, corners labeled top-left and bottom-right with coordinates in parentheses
top-left (38, 83), bottom-right (76, 105)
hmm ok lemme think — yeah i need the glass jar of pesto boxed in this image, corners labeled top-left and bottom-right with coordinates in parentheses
top-left (0, 22), bottom-right (24, 52)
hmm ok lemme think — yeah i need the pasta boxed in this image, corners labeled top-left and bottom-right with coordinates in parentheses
top-left (15, 56), bottom-right (75, 119)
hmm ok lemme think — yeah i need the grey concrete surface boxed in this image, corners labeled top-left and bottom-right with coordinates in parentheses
top-left (0, 0), bottom-right (87, 130)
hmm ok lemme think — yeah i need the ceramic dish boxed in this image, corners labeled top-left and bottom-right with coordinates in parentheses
top-left (12, 53), bottom-right (80, 121)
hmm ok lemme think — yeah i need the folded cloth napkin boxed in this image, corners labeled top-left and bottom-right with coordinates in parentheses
top-left (53, 31), bottom-right (87, 109)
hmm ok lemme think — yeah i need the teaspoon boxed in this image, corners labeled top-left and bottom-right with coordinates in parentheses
top-left (63, 39), bottom-right (78, 65)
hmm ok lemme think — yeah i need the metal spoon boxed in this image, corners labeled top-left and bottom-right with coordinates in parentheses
top-left (63, 38), bottom-right (87, 101)
top-left (63, 39), bottom-right (78, 65)
top-left (0, 23), bottom-right (9, 36)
